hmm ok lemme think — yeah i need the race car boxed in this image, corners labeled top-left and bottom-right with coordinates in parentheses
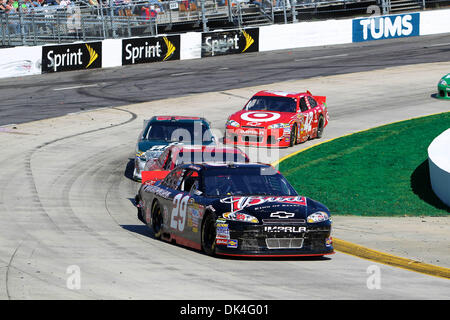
top-left (133, 116), bottom-right (216, 181)
top-left (143, 145), bottom-right (250, 174)
top-left (437, 74), bottom-right (450, 99)
top-left (135, 162), bottom-right (334, 257)
top-left (224, 90), bottom-right (329, 147)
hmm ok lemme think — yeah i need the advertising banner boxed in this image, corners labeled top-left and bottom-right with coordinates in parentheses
top-left (352, 13), bottom-right (420, 42)
top-left (122, 35), bottom-right (180, 65)
top-left (201, 28), bottom-right (259, 57)
top-left (42, 41), bottom-right (102, 73)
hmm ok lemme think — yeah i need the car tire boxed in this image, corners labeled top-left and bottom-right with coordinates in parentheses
top-left (201, 213), bottom-right (217, 256)
top-left (152, 201), bottom-right (163, 240)
top-left (289, 124), bottom-right (297, 147)
top-left (317, 115), bottom-right (324, 139)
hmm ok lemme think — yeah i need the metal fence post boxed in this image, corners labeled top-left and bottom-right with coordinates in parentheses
top-left (109, 0), bottom-right (118, 38)
top-left (290, 0), bottom-right (297, 23)
top-left (1, 14), bottom-right (5, 47)
top-left (32, 12), bottom-right (37, 45)
top-left (227, 0), bottom-right (232, 22)
top-left (81, 14), bottom-right (86, 41)
top-left (282, 0), bottom-right (287, 24)
top-left (18, 0), bottom-right (26, 45)
top-left (201, 0), bottom-right (208, 32)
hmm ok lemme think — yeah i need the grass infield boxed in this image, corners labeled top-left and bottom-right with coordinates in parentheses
top-left (280, 112), bottom-right (450, 216)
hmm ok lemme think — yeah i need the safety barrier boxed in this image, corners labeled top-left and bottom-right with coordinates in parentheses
top-left (1, 8), bottom-right (450, 78)
top-left (428, 129), bottom-right (450, 208)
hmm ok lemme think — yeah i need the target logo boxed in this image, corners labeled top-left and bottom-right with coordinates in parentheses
top-left (241, 112), bottom-right (281, 122)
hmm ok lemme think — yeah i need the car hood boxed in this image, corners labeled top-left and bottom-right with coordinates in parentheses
top-left (229, 110), bottom-right (297, 127)
top-left (213, 196), bottom-right (329, 220)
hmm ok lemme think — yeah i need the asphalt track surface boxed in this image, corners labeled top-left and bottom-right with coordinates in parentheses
top-left (0, 34), bottom-right (449, 300)
top-left (1, 33), bottom-right (450, 126)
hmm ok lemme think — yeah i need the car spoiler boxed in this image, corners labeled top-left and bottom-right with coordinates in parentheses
top-left (314, 95), bottom-right (327, 105)
top-left (141, 170), bottom-right (170, 184)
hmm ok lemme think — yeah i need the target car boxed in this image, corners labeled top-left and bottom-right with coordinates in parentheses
top-left (437, 74), bottom-right (450, 99)
top-left (135, 162), bottom-right (334, 257)
top-left (134, 116), bottom-right (216, 181)
top-left (224, 90), bottom-right (329, 147)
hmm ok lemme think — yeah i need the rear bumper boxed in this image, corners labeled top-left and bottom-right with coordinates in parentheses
top-left (224, 127), bottom-right (290, 147)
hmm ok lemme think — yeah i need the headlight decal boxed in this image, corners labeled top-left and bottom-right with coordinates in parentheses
top-left (222, 212), bottom-right (259, 223)
top-left (307, 211), bottom-right (329, 223)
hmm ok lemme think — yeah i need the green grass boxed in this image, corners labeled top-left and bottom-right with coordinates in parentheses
top-left (280, 112), bottom-right (450, 216)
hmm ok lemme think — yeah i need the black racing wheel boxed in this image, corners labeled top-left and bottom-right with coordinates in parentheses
top-left (152, 201), bottom-right (163, 239)
top-left (201, 213), bottom-right (217, 256)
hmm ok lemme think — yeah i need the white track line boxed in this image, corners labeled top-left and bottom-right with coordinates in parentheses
top-left (295, 54), bottom-right (349, 62)
top-left (53, 84), bottom-right (98, 91)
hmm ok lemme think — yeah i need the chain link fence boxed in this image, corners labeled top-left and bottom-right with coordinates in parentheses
top-left (1, 0), bottom-right (449, 46)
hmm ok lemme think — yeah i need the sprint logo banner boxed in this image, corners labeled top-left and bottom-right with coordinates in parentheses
top-left (352, 13), bottom-right (420, 42)
top-left (122, 35), bottom-right (180, 65)
top-left (42, 42), bottom-right (102, 73)
top-left (201, 28), bottom-right (259, 57)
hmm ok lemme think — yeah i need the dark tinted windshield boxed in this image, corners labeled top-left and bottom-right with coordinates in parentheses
top-left (245, 96), bottom-right (297, 113)
top-left (202, 168), bottom-right (297, 196)
top-left (175, 151), bottom-right (248, 166)
top-left (145, 122), bottom-right (213, 143)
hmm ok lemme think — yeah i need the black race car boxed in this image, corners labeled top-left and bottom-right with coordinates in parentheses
top-left (135, 163), bottom-right (334, 257)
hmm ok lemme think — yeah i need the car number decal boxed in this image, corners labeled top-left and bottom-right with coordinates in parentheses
top-left (170, 193), bottom-right (189, 232)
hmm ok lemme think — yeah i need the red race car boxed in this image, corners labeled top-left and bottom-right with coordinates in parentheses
top-left (142, 145), bottom-right (250, 182)
top-left (224, 90), bottom-right (329, 147)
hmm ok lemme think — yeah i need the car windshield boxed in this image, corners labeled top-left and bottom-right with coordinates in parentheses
top-left (175, 151), bottom-right (248, 165)
top-left (245, 96), bottom-right (297, 113)
top-left (145, 122), bottom-right (213, 143)
top-left (202, 167), bottom-right (298, 196)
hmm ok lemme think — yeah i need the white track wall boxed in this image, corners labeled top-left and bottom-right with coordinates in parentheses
top-left (428, 129), bottom-right (450, 208)
top-left (1, 9), bottom-right (450, 79)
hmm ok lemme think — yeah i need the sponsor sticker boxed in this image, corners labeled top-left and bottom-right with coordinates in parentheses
top-left (216, 238), bottom-right (228, 245)
top-left (122, 35), bottom-right (180, 65)
top-left (227, 239), bottom-right (238, 248)
top-left (42, 42), bottom-right (102, 73)
top-left (352, 13), bottom-right (420, 42)
top-left (201, 28), bottom-right (259, 57)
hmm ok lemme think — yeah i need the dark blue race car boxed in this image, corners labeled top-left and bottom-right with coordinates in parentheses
top-left (135, 163), bottom-right (334, 257)
top-left (133, 116), bottom-right (216, 180)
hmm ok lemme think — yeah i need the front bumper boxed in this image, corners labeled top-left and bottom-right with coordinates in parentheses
top-left (437, 84), bottom-right (450, 99)
top-left (215, 221), bottom-right (334, 256)
top-left (133, 157), bottom-right (146, 181)
top-left (224, 127), bottom-right (290, 147)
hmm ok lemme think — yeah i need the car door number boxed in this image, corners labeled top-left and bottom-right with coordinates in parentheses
top-left (170, 193), bottom-right (189, 232)
top-left (304, 111), bottom-right (314, 133)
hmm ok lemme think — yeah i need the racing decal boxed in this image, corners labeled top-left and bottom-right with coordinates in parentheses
top-left (216, 238), bottom-right (228, 245)
top-left (143, 184), bottom-right (172, 198)
top-left (170, 194), bottom-right (189, 232)
top-left (122, 35), bottom-right (180, 65)
top-left (263, 226), bottom-right (306, 233)
top-left (240, 112), bottom-right (281, 123)
top-left (216, 223), bottom-right (230, 236)
top-left (42, 42), bottom-right (102, 73)
top-left (227, 239), bottom-right (238, 248)
top-left (201, 28), bottom-right (259, 57)
top-left (304, 112), bottom-right (314, 134)
top-left (220, 196), bottom-right (307, 212)
top-left (270, 211), bottom-right (295, 219)
top-left (187, 203), bottom-right (202, 233)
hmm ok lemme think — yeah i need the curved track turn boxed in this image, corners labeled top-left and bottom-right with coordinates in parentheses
top-left (0, 34), bottom-right (449, 299)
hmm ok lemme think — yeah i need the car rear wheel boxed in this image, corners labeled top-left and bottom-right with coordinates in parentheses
top-left (317, 116), bottom-right (324, 139)
top-left (152, 201), bottom-right (163, 239)
top-left (289, 124), bottom-right (297, 147)
top-left (201, 213), bottom-right (217, 256)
